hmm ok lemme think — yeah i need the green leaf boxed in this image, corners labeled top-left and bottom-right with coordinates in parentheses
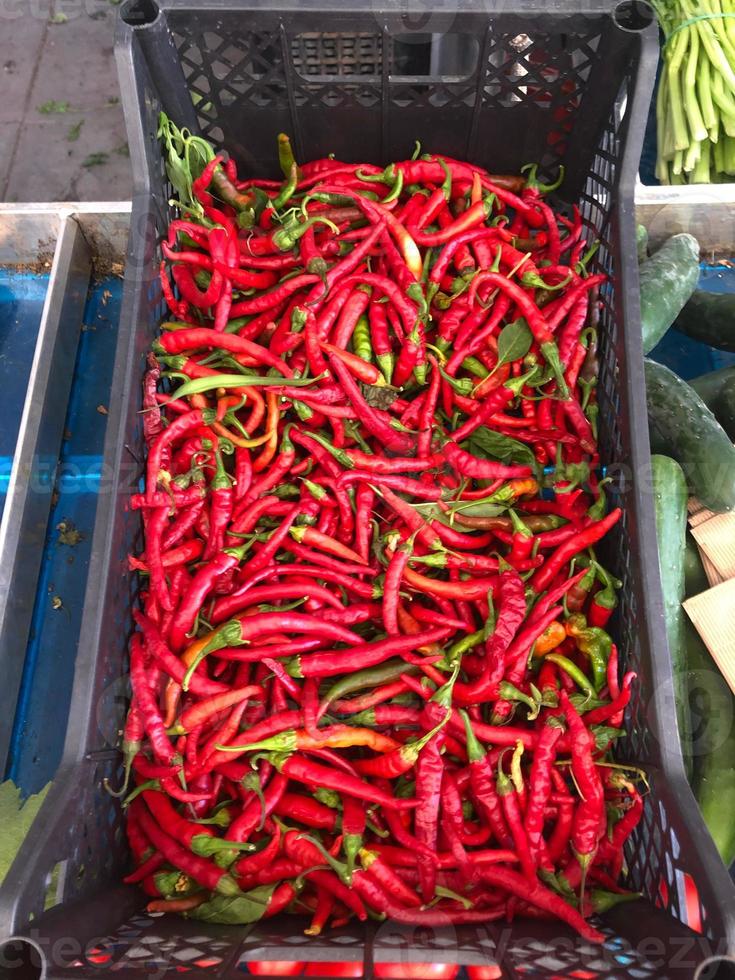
top-left (66, 120), bottom-right (84, 142)
top-left (592, 726), bottom-right (625, 752)
top-left (0, 781), bottom-right (52, 888)
top-left (468, 426), bottom-right (539, 474)
top-left (495, 318), bottom-right (533, 369)
top-left (49, 11), bottom-right (68, 23)
top-left (187, 884), bottom-right (276, 924)
top-left (442, 499), bottom-right (507, 519)
top-left (37, 100), bottom-right (70, 114)
top-left (83, 152), bottom-right (109, 168)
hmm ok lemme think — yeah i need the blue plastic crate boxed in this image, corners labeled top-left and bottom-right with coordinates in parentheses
top-left (0, 272), bottom-right (51, 523)
top-left (4, 277), bottom-right (122, 795)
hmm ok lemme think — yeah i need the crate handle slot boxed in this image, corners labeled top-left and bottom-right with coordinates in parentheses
top-left (120, 0), bottom-right (160, 28)
top-left (0, 938), bottom-right (45, 980)
top-left (612, 0), bottom-right (656, 33)
top-left (694, 956), bottom-right (735, 980)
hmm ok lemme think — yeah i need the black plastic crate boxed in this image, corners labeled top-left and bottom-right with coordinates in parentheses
top-left (1, 2), bottom-right (735, 978)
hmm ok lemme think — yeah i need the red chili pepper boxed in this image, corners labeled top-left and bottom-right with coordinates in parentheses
top-left (523, 724), bottom-right (562, 866)
top-left (359, 849), bottom-right (422, 907)
top-left (327, 352), bottom-right (413, 454)
top-left (453, 566), bottom-right (526, 706)
top-left (288, 627), bottom-right (450, 679)
top-left (277, 755), bottom-right (415, 812)
top-left (273, 793), bottom-right (338, 832)
top-left (467, 271), bottom-right (568, 396)
top-left (176, 684), bottom-right (263, 734)
top-left (559, 690), bottom-right (605, 892)
top-left (129, 636), bottom-right (178, 766)
top-left (135, 804), bottom-right (240, 895)
top-left (530, 508), bottom-right (621, 594)
top-left (159, 262), bottom-right (193, 322)
top-left (495, 744), bottom-right (535, 882)
top-left (289, 525), bottom-right (367, 566)
top-left (441, 440), bottom-right (533, 481)
top-left (477, 865), bottom-right (604, 943)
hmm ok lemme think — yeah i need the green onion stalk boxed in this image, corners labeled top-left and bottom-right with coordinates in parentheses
top-left (652, 0), bottom-right (735, 183)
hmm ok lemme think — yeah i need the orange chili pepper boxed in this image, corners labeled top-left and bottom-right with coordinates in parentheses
top-left (470, 171), bottom-right (482, 206)
top-left (473, 362), bottom-right (511, 399)
top-left (396, 604), bottom-right (445, 658)
top-left (252, 391), bottom-right (280, 472)
top-left (243, 386), bottom-right (266, 433)
top-left (507, 477), bottom-right (540, 500)
top-left (533, 621), bottom-right (566, 657)
top-left (162, 677), bottom-right (182, 728)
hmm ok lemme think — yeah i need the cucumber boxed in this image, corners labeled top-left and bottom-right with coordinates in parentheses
top-left (640, 234), bottom-right (700, 355)
top-left (686, 620), bottom-right (735, 867)
top-left (714, 374), bottom-right (735, 441)
top-left (689, 365), bottom-right (735, 409)
top-left (675, 290), bottom-right (735, 352)
top-left (651, 455), bottom-right (692, 780)
top-left (684, 531), bottom-right (709, 598)
top-left (645, 358), bottom-right (735, 512)
top-left (636, 224), bottom-right (649, 263)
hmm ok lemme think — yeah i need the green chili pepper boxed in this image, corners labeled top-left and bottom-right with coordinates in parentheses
top-left (219, 316), bottom-right (251, 335)
top-left (544, 652), bottom-right (596, 701)
top-left (322, 660), bottom-right (419, 707)
top-left (576, 241), bottom-right (601, 276)
top-left (301, 428), bottom-right (355, 469)
top-left (591, 562), bottom-right (621, 614)
top-left (381, 169), bottom-right (404, 204)
top-left (293, 399), bottom-right (314, 422)
top-left (587, 477), bottom-right (612, 520)
top-left (563, 613), bottom-right (613, 692)
top-left (461, 355), bottom-right (489, 379)
top-left (437, 362), bottom-right (474, 397)
top-left (441, 629), bottom-right (483, 669)
top-left (272, 162), bottom-right (298, 211)
top-left (352, 313), bottom-right (373, 363)
top-left (498, 682), bottom-right (542, 720)
top-left (277, 133), bottom-right (298, 179)
top-left (522, 271), bottom-right (573, 292)
top-left (521, 163), bottom-right (565, 194)
top-left (314, 788), bottom-right (341, 808)
top-left (273, 215), bottom-right (339, 251)
top-left (438, 158), bottom-right (452, 200)
top-left (165, 372), bottom-right (321, 404)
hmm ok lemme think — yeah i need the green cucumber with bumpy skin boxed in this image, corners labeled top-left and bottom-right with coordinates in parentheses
top-left (651, 454), bottom-right (693, 780)
top-left (689, 365), bottom-right (735, 410)
top-left (686, 620), bottom-right (735, 868)
top-left (714, 374), bottom-right (735, 441)
top-left (684, 532), bottom-right (709, 599)
top-left (640, 234), bottom-right (700, 354)
top-left (636, 224), bottom-right (649, 263)
top-left (678, 483), bottom-right (735, 864)
top-left (645, 359), bottom-right (735, 512)
top-left (675, 290), bottom-right (735, 352)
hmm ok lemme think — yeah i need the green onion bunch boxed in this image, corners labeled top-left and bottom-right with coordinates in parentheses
top-left (653, 0), bottom-right (735, 183)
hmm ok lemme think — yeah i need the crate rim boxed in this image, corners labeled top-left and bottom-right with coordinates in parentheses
top-left (2, 4), bottom-right (735, 972)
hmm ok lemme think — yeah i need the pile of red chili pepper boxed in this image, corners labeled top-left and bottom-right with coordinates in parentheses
top-left (120, 119), bottom-right (644, 938)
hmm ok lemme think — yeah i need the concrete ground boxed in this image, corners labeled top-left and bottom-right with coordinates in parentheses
top-left (1, 0), bottom-right (132, 202)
